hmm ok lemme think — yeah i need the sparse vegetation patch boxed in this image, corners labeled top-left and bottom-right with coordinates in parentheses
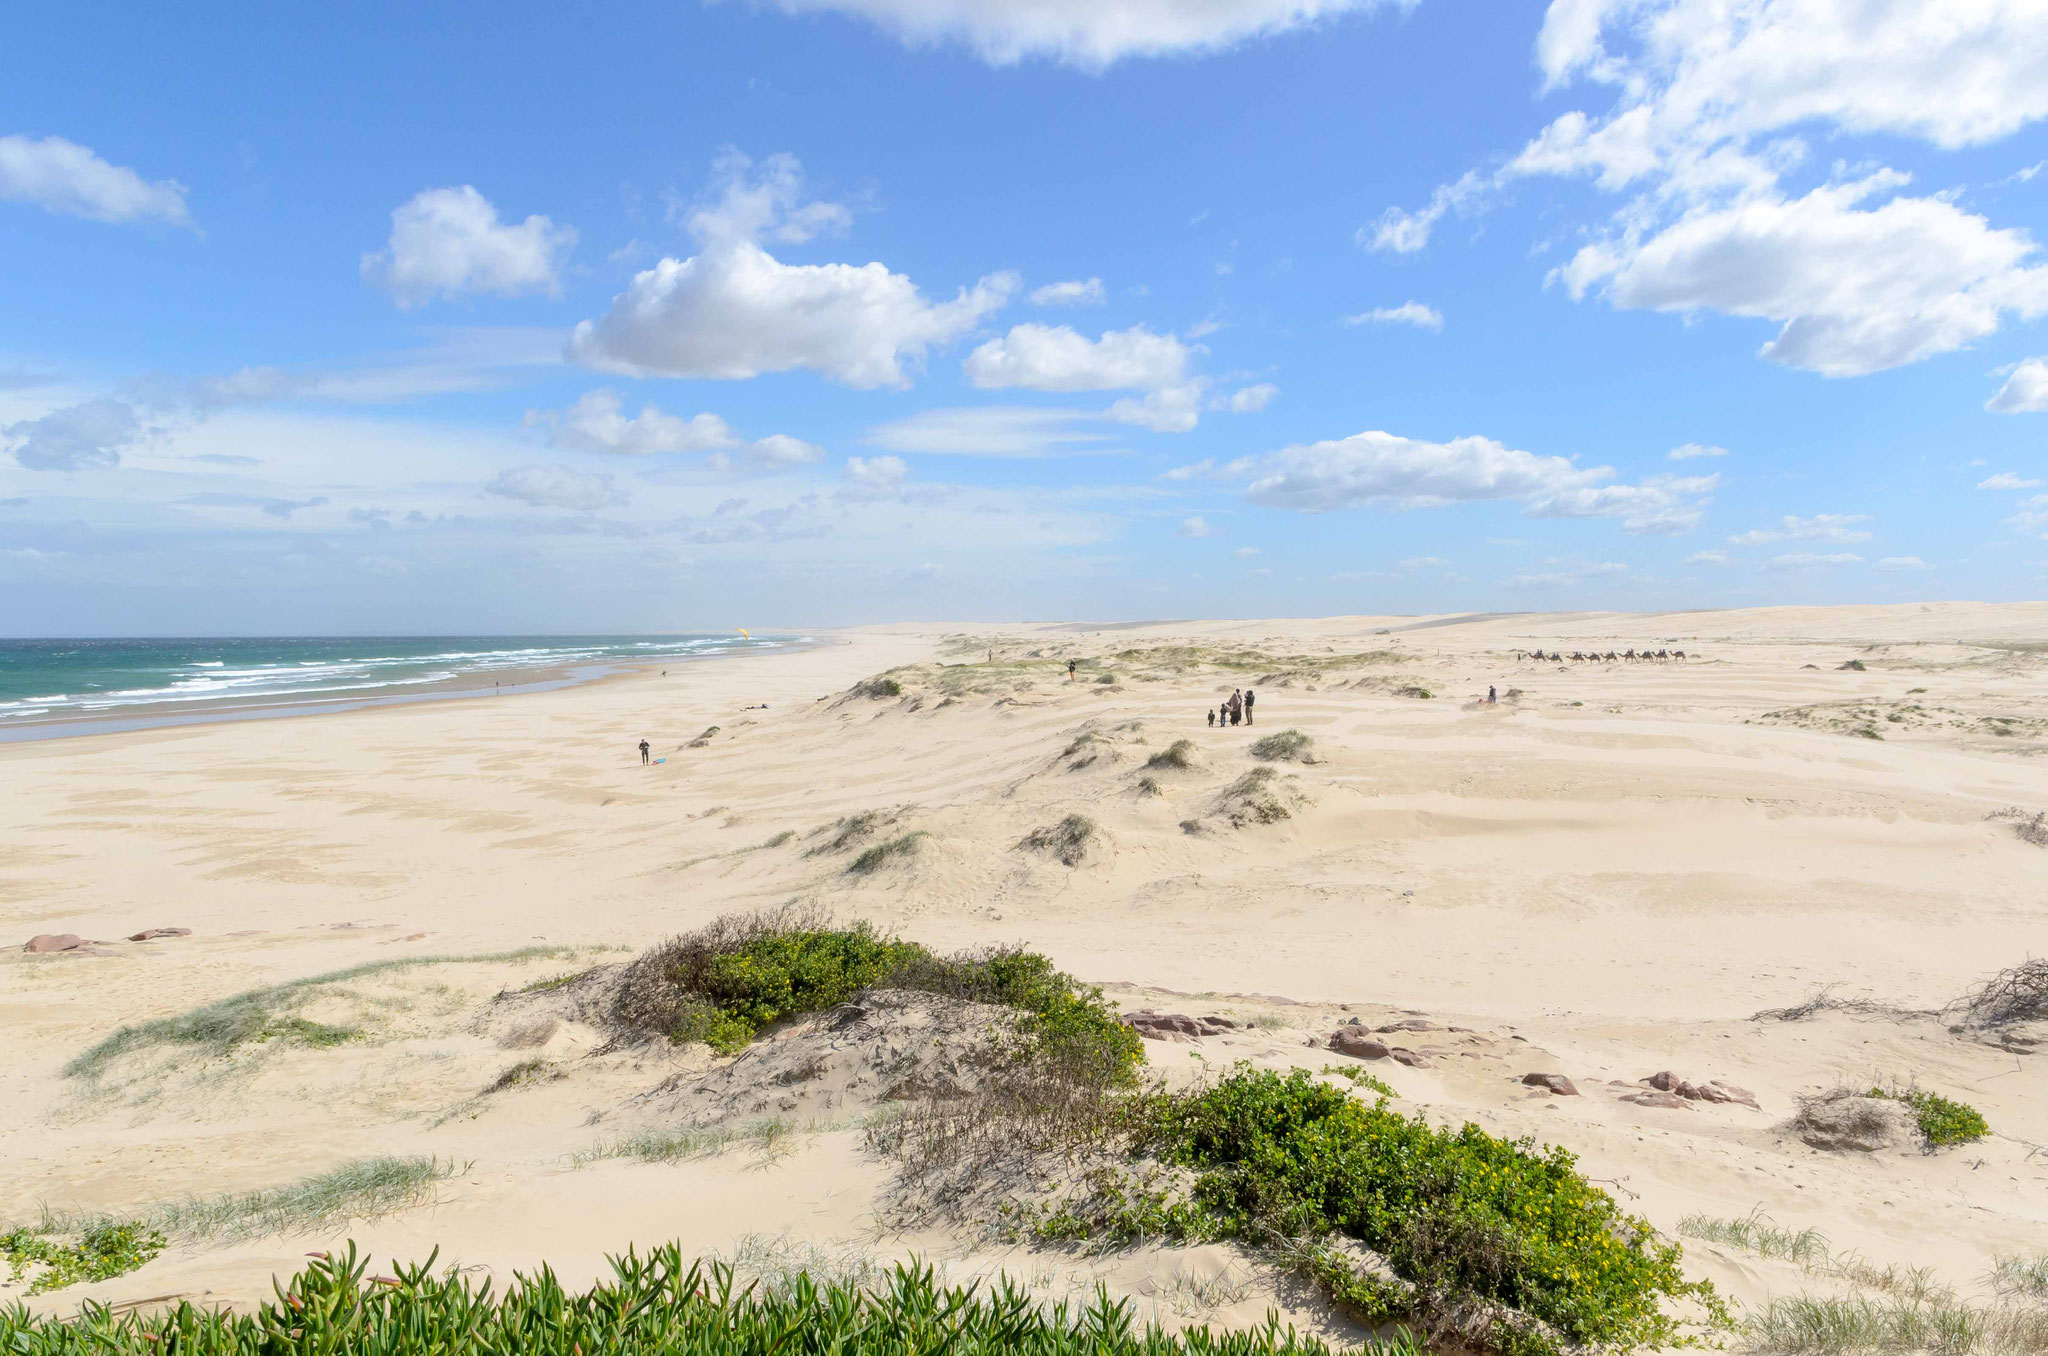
top-left (65, 947), bottom-right (591, 1081)
top-left (1145, 740), bottom-right (1197, 771)
top-left (1019, 815), bottom-right (1099, 867)
top-left (1249, 729), bottom-right (1314, 762)
top-left (1987, 807), bottom-right (2048, 848)
top-left (848, 831), bottom-right (929, 875)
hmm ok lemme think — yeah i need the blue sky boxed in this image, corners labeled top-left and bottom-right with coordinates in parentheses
top-left (3, 0), bottom-right (2046, 633)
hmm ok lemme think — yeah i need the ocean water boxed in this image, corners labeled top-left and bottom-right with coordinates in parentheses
top-left (0, 635), bottom-right (797, 725)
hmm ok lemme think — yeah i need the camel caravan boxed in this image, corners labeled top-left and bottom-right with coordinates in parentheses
top-left (1517, 647), bottom-right (1688, 663)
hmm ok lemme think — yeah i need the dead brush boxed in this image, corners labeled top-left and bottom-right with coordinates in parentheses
top-left (1947, 957), bottom-right (2048, 1029)
top-left (865, 1033), bottom-right (1156, 1223)
top-left (1986, 806), bottom-right (2048, 848)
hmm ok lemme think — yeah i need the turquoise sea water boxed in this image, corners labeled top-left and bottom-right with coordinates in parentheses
top-left (0, 635), bottom-right (797, 725)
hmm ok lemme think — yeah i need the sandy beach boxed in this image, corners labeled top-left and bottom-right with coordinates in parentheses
top-left (4, 605), bottom-right (2046, 1334)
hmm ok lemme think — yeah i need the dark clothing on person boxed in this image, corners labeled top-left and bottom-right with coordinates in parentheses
top-left (1244, 690), bottom-right (1255, 723)
top-left (1488, 686), bottom-right (1497, 704)
top-left (1207, 709), bottom-right (1215, 727)
top-left (638, 740), bottom-right (650, 764)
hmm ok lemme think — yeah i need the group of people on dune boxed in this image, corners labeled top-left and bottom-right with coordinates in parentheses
top-left (1209, 688), bottom-right (1254, 727)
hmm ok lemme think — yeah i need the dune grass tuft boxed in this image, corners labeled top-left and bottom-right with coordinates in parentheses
top-left (142, 1156), bottom-right (457, 1244)
top-left (1992, 1255), bottom-right (2048, 1302)
top-left (577, 1119), bottom-right (800, 1167)
top-left (1680, 1209), bottom-right (1829, 1265)
top-left (1144, 739), bottom-right (1197, 771)
top-left (65, 947), bottom-right (591, 1081)
top-left (848, 831), bottom-right (928, 875)
top-left (1019, 815), bottom-right (1098, 867)
top-left (2, 1157), bottom-right (459, 1292)
top-left (1248, 729), bottom-right (1314, 762)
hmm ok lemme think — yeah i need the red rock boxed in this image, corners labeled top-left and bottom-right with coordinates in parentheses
top-left (24, 933), bottom-right (82, 954)
top-left (127, 928), bottom-right (193, 942)
top-left (1641, 1070), bottom-right (1759, 1109)
top-left (1622, 1091), bottom-right (1693, 1110)
top-left (1124, 1012), bottom-right (1233, 1042)
top-left (1389, 1047), bottom-right (1431, 1068)
top-left (1520, 1072), bottom-right (1579, 1096)
top-left (1329, 1030), bottom-right (1391, 1060)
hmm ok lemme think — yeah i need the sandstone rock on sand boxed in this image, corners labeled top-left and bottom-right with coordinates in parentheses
top-left (1643, 1069), bottom-right (1760, 1109)
top-left (1521, 1072), bottom-right (1579, 1096)
top-left (127, 927), bottom-right (193, 942)
top-left (1125, 1012), bottom-right (1237, 1042)
top-left (24, 933), bottom-right (82, 953)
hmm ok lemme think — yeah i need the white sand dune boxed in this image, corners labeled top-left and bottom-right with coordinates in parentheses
top-left (3, 605), bottom-right (2046, 1331)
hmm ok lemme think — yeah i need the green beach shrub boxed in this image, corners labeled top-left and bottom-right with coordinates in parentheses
top-left (610, 914), bottom-right (1142, 1077)
top-left (1036, 1066), bottom-right (1725, 1356)
top-left (1872, 1085), bottom-right (1989, 1147)
top-left (0, 1223), bottom-right (163, 1297)
top-left (0, 1244), bottom-right (1422, 1356)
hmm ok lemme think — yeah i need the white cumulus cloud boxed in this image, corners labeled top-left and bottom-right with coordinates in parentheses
top-left (740, 0), bottom-right (1407, 69)
top-left (1221, 382), bottom-right (1278, 413)
top-left (1106, 382), bottom-right (1207, 433)
top-left (1030, 277), bottom-right (1106, 306)
top-left (1236, 427), bottom-right (1714, 533)
top-left (1391, 1), bottom-right (2048, 376)
top-left (743, 433), bottom-right (828, 468)
top-left (1557, 173), bottom-right (2048, 376)
top-left (0, 134), bottom-right (190, 225)
top-left (964, 324), bottom-right (1190, 391)
top-left (1979, 471), bottom-right (2043, 490)
top-left (1989, 357), bottom-right (2048, 412)
top-left (845, 454), bottom-right (909, 486)
top-left (1668, 442), bottom-right (1727, 460)
top-left (541, 389), bottom-right (738, 455)
top-left (1178, 515), bottom-right (1215, 538)
top-left (570, 155), bottom-right (1013, 388)
top-left (1344, 300), bottom-right (1445, 331)
top-left (362, 186), bottom-right (576, 308)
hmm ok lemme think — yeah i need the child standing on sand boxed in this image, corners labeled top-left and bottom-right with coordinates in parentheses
top-left (638, 739), bottom-right (650, 764)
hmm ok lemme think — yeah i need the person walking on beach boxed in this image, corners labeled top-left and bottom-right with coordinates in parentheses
top-left (1228, 689), bottom-right (1242, 725)
top-left (638, 739), bottom-right (650, 765)
top-left (1068, 660), bottom-right (1077, 681)
top-left (1488, 685), bottom-right (1497, 704)
top-left (1207, 708), bottom-right (1215, 728)
top-left (1244, 689), bottom-right (1256, 724)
